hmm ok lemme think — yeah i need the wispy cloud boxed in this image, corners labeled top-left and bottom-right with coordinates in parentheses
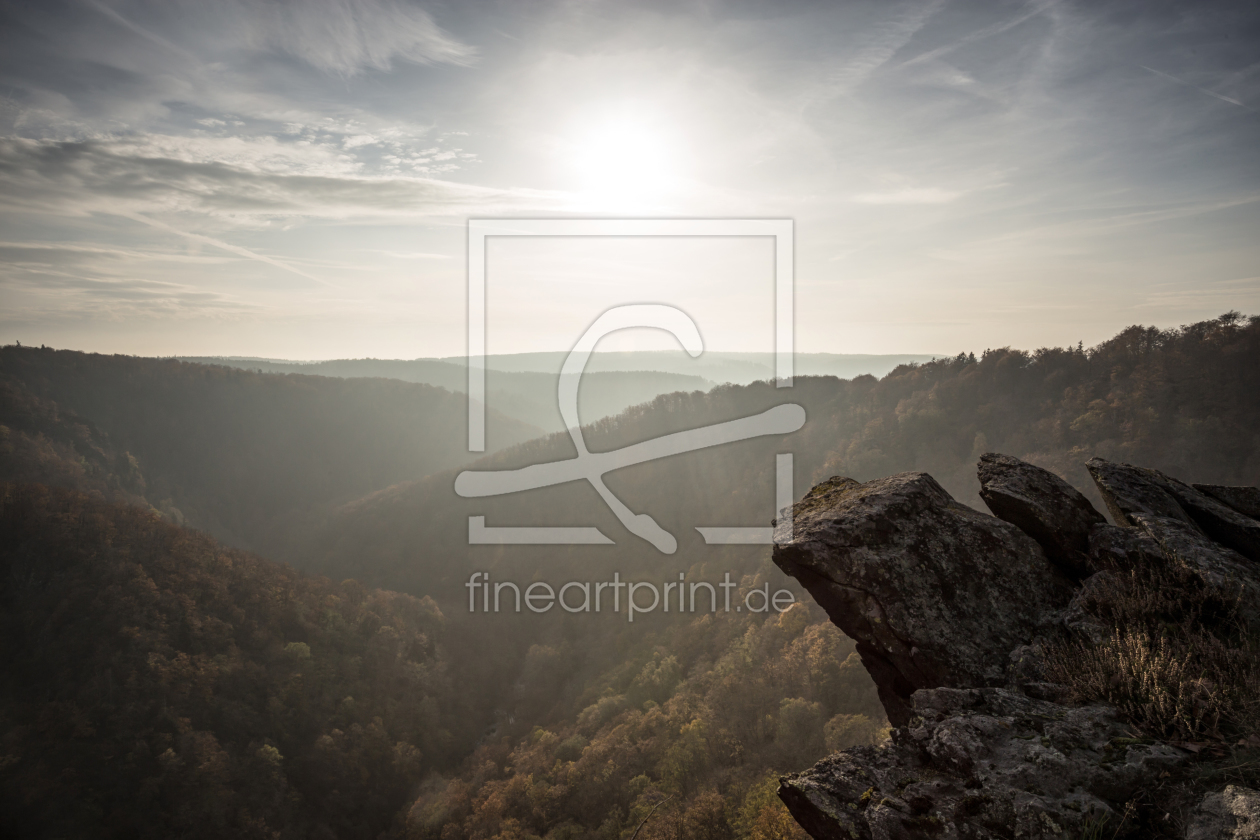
top-left (234, 0), bottom-right (476, 74)
top-left (1135, 276), bottom-right (1260, 311)
top-left (0, 241), bottom-right (237, 267)
top-left (0, 137), bottom-right (571, 222)
top-left (853, 187), bottom-right (963, 205)
top-left (922, 195), bottom-right (1260, 266)
top-left (807, 0), bottom-right (945, 103)
top-left (0, 266), bottom-right (256, 320)
top-left (898, 0), bottom-right (1059, 70)
top-left (1, 0), bottom-right (1257, 356)
top-left (83, 0), bottom-right (198, 62)
top-left (84, 0), bottom-right (476, 75)
top-left (0, 239), bottom-right (262, 320)
top-left (369, 250), bottom-right (452, 260)
top-left (113, 210), bottom-right (333, 286)
top-left (1138, 65), bottom-right (1251, 109)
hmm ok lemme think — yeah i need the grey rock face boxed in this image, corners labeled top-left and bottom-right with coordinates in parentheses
top-left (1163, 481), bottom-right (1260, 562)
top-left (1086, 521), bottom-right (1164, 570)
top-left (779, 687), bottom-right (1187, 840)
top-left (1087, 458), bottom-right (1260, 562)
top-left (775, 455), bottom-right (1260, 840)
top-left (1128, 513), bottom-right (1260, 631)
top-left (1194, 485), bottom-right (1260, 521)
top-left (772, 472), bottom-right (1068, 726)
top-left (1085, 458), bottom-right (1206, 533)
top-left (977, 452), bottom-right (1106, 577)
top-left (1185, 785), bottom-right (1260, 840)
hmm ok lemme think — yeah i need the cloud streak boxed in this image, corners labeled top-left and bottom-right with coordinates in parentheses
top-left (112, 210), bottom-right (333, 286)
top-left (0, 266), bottom-right (255, 320)
top-left (816, 0), bottom-right (946, 98)
top-left (0, 137), bottom-right (570, 221)
top-left (83, 0), bottom-right (198, 62)
top-left (853, 187), bottom-right (963, 205)
top-left (234, 0), bottom-right (476, 73)
top-left (897, 0), bottom-right (1059, 70)
top-left (85, 0), bottom-right (476, 75)
top-left (1138, 65), bottom-right (1251, 110)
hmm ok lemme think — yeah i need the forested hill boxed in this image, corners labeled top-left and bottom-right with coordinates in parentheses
top-left (177, 356), bottom-right (716, 436)
top-left (1, 313), bottom-right (1256, 840)
top-left (371, 312), bottom-right (1260, 839)
top-left (0, 483), bottom-right (459, 840)
top-left (0, 347), bottom-right (542, 554)
top-left (814, 310), bottom-right (1260, 502)
top-left (301, 311), bottom-right (1260, 603)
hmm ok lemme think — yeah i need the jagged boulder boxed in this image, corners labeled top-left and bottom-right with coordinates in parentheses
top-left (1084, 459), bottom-right (1260, 629)
top-left (1127, 513), bottom-right (1260, 630)
top-left (1085, 458), bottom-right (1206, 533)
top-left (772, 472), bottom-right (1069, 726)
top-left (1087, 458), bottom-right (1260, 562)
top-left (977, 452), bottom-right (1106, 577)
top-left (1194, 485), bottom-right (1260, 521)
top-left (776, 454), bottom-right (1260, 840)
top-left (780, 687), bottom-right (1187, 840)
top-left (1165, 482), bottom-right (1260, 562)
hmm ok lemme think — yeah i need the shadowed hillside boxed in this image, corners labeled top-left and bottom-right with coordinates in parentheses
top-left (0, 483), bottom-right (457, 840)
top-left (1, 313), bottom-right (1257, 840)
top-left (300, 312), bottom-right (1260, 604)
top-left (178, 355), bottom-right (718, 436)
top-left (0, 347), bottom-right (543, 554)
top-left (290, 313), bottom-right (1260, 839)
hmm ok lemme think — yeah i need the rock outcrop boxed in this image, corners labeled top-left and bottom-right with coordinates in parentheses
top-left (772, 472), bottom-right (1069, 726)
top-left (977, 452), bottom-right (1105, 577)
top-left (781, 687), bottom-right (1185, 840)
top-left (1087, 457), bottom-right (1260, 562)
top-left (1195, 485), bottom-right (1260, 520)
top-left (774, 454), bottom-right (1260, 840)
top-left (1086, 459), bottom-right (1260, 630)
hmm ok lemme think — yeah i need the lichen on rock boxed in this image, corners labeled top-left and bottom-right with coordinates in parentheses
top-left (1185, 785), bottom-right (1260, 840)
top-left (780, 687), bottom-right (1185, 840)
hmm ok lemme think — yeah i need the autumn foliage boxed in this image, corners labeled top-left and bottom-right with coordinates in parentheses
top-left (0, 484), bottom-right (451, 839)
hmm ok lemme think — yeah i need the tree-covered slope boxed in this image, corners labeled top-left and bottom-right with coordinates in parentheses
top-left (406, 597), bottom-right (885, 840)
top-left (0, 347), bottom-right (543, 553)
top-left (302, 312), bottom-right (1260, 604)
top-left (178, 355), bottom-right (717, 436)
top-left (0, 483), bottom-right (457, 840)
top-left (2, 313), bottom-right (1256, 840)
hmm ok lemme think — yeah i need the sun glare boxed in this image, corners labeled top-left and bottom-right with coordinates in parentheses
top-left (566, 112), bottom-right (680, 208)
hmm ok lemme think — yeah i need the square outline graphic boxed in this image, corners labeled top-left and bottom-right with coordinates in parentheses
top-left (466, 218), bottom-right (794, 453)
top-left (463, 218), bottom-right (796, 548)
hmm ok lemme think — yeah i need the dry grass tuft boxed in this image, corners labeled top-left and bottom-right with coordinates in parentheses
top-left (1042, 546), bottom-right (1260, 742)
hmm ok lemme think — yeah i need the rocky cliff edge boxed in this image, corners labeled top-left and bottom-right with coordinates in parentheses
top-left (773, 453), bottom-right (1260, 839)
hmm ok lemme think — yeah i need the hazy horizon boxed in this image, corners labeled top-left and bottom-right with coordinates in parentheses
top-left (175, 349), bottom-right (948, 364)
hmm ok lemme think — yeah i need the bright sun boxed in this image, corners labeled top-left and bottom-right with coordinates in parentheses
top-left (566, 112), bottom-right (679, 207)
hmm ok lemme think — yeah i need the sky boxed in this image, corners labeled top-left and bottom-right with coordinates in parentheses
top-left (0, 0), bottom-right (1257, 359)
